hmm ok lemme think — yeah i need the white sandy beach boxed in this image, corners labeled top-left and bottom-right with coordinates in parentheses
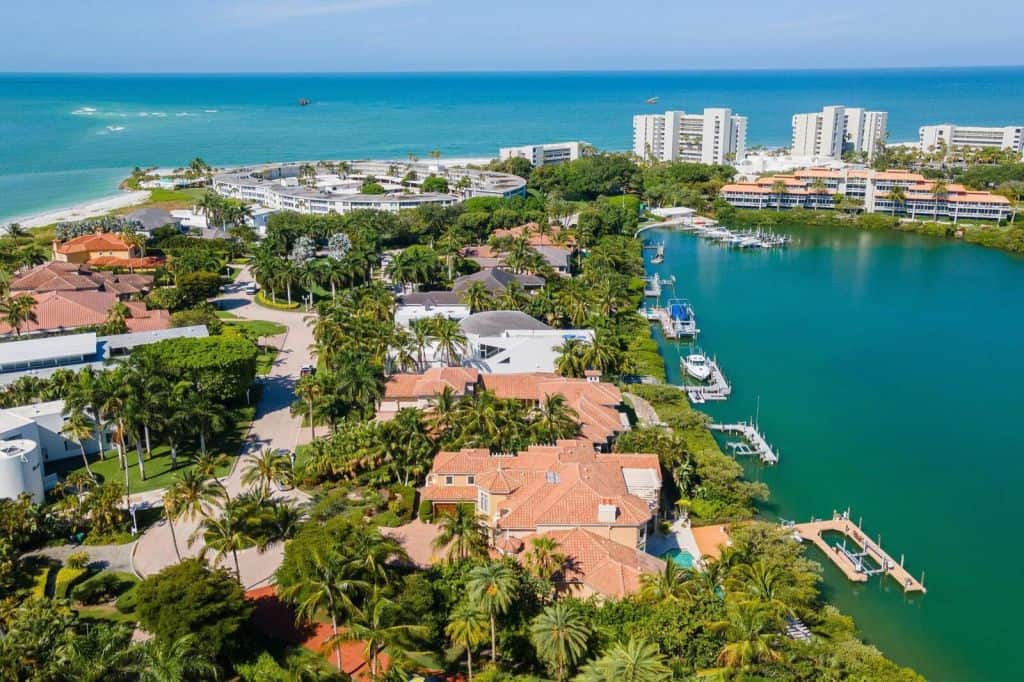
top-left (7, 190), bottom-right (151, 230)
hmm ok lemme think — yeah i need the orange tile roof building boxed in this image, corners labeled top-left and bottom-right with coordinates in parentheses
top-left (9, 262), bottom-right (153, 298)
top-left (492, 222), bottom-right (576, 247)
top-left (52, 231), bottom-right (163, 269)
top-left (421, 440), bottom-right (663, 597)
top-left (379, 369), bottom-right (629, 448)
top-left (0, 290), bottom-right (170, 337)
top-left (721, 168), bottom-right (1012, 221)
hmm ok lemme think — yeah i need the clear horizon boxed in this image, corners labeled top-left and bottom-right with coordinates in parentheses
top-left (4, 0), bottom-right (1022, 72)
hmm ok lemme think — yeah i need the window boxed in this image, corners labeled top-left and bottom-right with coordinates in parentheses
top-left (445, 476), bottom-right (454, 486)
top-left (467, 476), bottom-right (475, 485)
top-left (478, 490), bottom-right (489, 513)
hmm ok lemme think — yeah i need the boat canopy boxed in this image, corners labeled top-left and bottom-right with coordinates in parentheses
top-left (669, 303), bottom-right (689, 321)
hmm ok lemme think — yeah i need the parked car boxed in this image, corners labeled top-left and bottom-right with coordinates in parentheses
top-left (300, 364), bottom-right (316, 377)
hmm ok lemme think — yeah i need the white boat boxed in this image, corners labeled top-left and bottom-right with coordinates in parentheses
top-left (683, 353), bottom-right (712, 381)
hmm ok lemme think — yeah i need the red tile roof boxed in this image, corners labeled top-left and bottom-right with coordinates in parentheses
top-left (0, 290), bottom-right (170, 336)
top-left (492, 223), bottom-right (576, 247)
top-left (9, 262), bottom-right (153, 295)
top-left (54, 232), bottom-right (133, 255)
top-left (383, 367), bottom-right (480, 400)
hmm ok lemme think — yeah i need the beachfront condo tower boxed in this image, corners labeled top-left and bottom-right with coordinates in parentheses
top-left (632, 108), bottom-right (748, 165)
top-left (791, 105), bottom-right (888, 160)
top-left (918, 124), bottom-right (1024, 155)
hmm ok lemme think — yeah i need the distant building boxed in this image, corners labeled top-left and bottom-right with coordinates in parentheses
top-left (720, 168), bottom-right (1012, 221)
top-left (0, 439), bottom-right (44, 504)
top-left (919, 124), bottom-right (1024, 155)
top-left (498, 141), bottom-right (588, 167)
top-left (9, 262), bottom-right (152, 298)
top-left (52, 231), bottom-right (162, 269)
top-left (124, 208), bottom-right (182, 234)
top-left (394, 292), bottom-right (470, 327)
top-left (456, 311), bottom-right (593, 374)
top-left (791, 105), bottom-right (887, 160)
top-left (451, 269), bottom-right (545, 295)
top-left (0, 290), bottom-right (170, 338)
top-left (633, 108), bottom-right (747, 164)
top-left (0, 400), bottom-right (102, 464)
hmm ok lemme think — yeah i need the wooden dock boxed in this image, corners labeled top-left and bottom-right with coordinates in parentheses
top-left (682, 360), bottom-right (731, 403)
top-left (708, 421), bottom-right (775, 462)
top-left (791, 513), bottom-right (926, 593)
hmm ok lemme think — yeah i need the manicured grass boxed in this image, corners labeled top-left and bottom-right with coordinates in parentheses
top-left (256, 291), bottom-right (302, 310)
top-left (47, 405), bottom-right (255, 493)
top-left (76, 604), bottom-right (139, 625)
top-left (226, 319), bottom-right (288, 338)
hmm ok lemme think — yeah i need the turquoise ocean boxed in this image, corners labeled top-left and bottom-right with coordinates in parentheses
top-left (3, 68), bottom-right (1024, 221)
top-left (4, 69), bottom-right (1024, 679)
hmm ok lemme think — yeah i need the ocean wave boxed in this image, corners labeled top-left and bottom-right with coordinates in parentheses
top-left (204, 109), bottom-right (219, 113)
top-left (175, 112), bottom-right (196, 117)
top-left (72, 107), bottom-right (97, 115)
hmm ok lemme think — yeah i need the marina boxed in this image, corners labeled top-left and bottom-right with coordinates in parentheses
top-left (641, 298), bottom-right (699, 339)
top-left (789, 512), bottom-right (926, 594)
top-left (690, 224), bottom-right (792, 249)
top-left (708, 420), bottom-right (777, 463)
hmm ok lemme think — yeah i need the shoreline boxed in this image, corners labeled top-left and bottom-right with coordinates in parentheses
top-left (5, 190), bottom-right (151, 230)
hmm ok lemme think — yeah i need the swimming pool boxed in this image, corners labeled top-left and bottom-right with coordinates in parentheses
top-left (662, 549), bottom-right (695, 569)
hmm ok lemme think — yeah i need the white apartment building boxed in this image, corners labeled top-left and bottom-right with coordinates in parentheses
top-left (633, 108), bottom-right (747, 164)
top-left (919, 124), bottom-right (1024, 154)
top-left (499, 141), bottom-right (587, 166)
top-left (791, 105), bottom-right (888, 160)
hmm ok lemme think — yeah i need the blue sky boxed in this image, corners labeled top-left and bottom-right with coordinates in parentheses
top-left (2, 0), bottom-right (1022, 72)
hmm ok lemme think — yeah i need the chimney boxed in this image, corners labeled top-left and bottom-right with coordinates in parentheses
top-left (597, 499), bottom-right (618, 523)
top-left (584, 369), bottom-right (601, 384)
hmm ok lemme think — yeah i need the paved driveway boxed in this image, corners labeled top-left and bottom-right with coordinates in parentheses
top-left (132, 267), bottom-right (314, 587)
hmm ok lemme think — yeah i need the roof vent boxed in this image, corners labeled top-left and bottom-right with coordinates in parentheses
top-left (545, 471), bottom-right (560, 484)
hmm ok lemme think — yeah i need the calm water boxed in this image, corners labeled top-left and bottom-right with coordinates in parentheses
top-left (646, 226), bottom-right (1024, 681)
top-left (4, 68), bottom-right (1024, 221)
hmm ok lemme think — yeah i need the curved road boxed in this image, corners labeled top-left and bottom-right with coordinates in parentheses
top-left (132, 268), bottom-right (314, 587)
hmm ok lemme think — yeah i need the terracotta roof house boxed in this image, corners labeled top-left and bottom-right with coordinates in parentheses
top-left (452, 268), bottom-right (545, 294)
top-left (9, 262), bottom-right (153, 298)
top-left (52, 231), bottom-right (163, 269)
top-left (460, 244), bottom-right (506, 270)
top-left (379, 367), bottom-right (481, 415)
top-left (506, 527), bottom-right (666, 599)
top-left (421, 439), bottom-right (662, 599)
top-left (0, 290), bottom-right (170, 337)
top-left (492, 222), bottom-right (576, 247)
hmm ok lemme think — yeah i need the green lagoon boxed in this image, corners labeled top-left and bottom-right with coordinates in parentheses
top-left (645, 225), bottom-right (1024, 681)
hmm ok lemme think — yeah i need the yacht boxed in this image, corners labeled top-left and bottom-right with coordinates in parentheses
top-left (683, 353), bottom-right (712, 381)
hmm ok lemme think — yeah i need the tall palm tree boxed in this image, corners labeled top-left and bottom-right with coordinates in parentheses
top-left (429, 317), bottom-right (467, 367)
top-left (770, 179), bottom-right (789, 211)
top-left (639, 558), bottom-right (691, 603)
top-left (192, 502), bottom-right (254, 582)
top-left (887, 185), bottom-right (907, 216)
top-left (134, 633), bottom-right (221, 682)
top-left (326, 588), bottom-right (429, 680)
top-left (279, 547), bottom-right (370, 672)
top-left (711, 602), bottom-right (783, 670)
top-left (467, 561), bottom-right (517, 664)
top-left (577, 637), bottom-right (671, 682)
top-left (0, 293), bottom-right (37, 336)
top-left (461, 281), bottom-right (494, 314)
top-left (529, 393), bottom-right (579, 444)
top-left (61, 410), bottom-right (96, 479)
top-left (553, 338), bottom-right (587, 378)
top-left (530, 602), bottom-right (591, 681)
top-left (192, 394), bottom-right (229, 458)
top-left (52, 623), bottom-right (137, 682)
top-left (432, 503), bottom-right (489, 564)
top-left (446, 601), bottom-right (490, 682)
top-left (241, 448), bottom-right (293, 497)
top-left (64, 368), bottom-right (105, 457)
top-left (167, 468), bottom-right (223, 547)
top-left (525, 535), bottom-right (565, 582)
top-left (730, 560), bottom-right (793, 615)
top-left (292, 375), bottom-right (323, 441)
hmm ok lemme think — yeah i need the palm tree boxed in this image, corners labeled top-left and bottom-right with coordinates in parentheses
top-left (429, 317), bottom-right (468, 367)
top-left (525, 535), bottom-right (565, 582)
top-left (134, 633), bottom-right (221, 682)
top-left (576, 637), bottom-right (670, 682)
top-left (326, 588), bottom-right (429, 680)
top-left (730, 560), bottom-right (792, 615)
top-left (432, 503), bottom-right (489, 563)
top-left (279, 547), bottom-right (370, 672)
top-left (192, 394), bottom-right (229, 458)
top-left (554, 338), bottom-right (587, 378)
top-left (241, 448), bottom-right (293, 497)
top-left (530, 602), bottom-right (591, 681)
top-left (292, 375), bottom-right (323, 441)
top-left (711, 602), bottom-right (783, 671)
top-left (447, 601), bottom-right (490, 682)
top-left (61, 410), bottom-right (96, 479)
top-left (64, 368), bottom-right (106, 458)
top-left (192, 451), bottom-right (232, 498)
top-left (887, 185), bottom-right (907, 216)
top-left (770, 179), bottom-right (789, 211)
top-left (467, 561), bottom-right (517, 664)
top-left (639, 558), bottom-right (691, 603)
top-left (530, 394), bottom-right (579, 444)
top-left (461, 281), bottom-right (494, 314)
top-left (0, 293), bottom-right (37, 336)
top-left (52, 623), bottom-right (137, 681)
top-left (192, 503), bottom-right (254, 582)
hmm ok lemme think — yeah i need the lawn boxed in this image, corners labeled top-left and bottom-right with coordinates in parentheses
top-left (46, 405), bottom-right (256, 494)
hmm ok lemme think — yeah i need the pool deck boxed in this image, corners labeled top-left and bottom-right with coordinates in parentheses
top-left (793, 515), bottom-right (926, 593)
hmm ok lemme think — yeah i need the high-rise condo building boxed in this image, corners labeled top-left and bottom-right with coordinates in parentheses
top-left (632, 108), bottom-right (747, 165)
top-left (791, 105), bottom-right (888, 160)
top-left (498, 141), bottom-right (588, 166)
top-left (919, 124), bottom-right (1024, 154)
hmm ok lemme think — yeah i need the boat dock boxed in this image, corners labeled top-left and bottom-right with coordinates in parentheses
top-left (643, 273), bottom-right (674, 299)
top-left (708, 420), bottom-right (776, 462)
top-left (641, 301), bottom-right (698, 339)
top-left (681, 359), bottom-right (730, 403)
top-left (790, 512), bottom-right (926, 593)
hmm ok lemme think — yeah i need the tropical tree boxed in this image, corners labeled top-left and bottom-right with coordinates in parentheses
top-left (530, 602), bottom-right (591, 681)
top-left (576, 637), bottom-right (671, 682)
top-left (461, 281), bottom-right (495, 314)
top-left (446, 600), bottom-right (490, 682)
top-left (639, 558), bottom-right (691, 603)
top-left (191, 501), bottom-right (255, 581)
top-left (326, 588), bottom-right (429, 680)
top-left (433, 503), bottom-right (489, 564)
top-left (711, 601), bottom-right (783, 671)
top-left (0, 293), bottom-right (37, 336)
top-left (530, 393), bottom-right (580, 444)
top-left (134, 633), bottom-right (221, 682)
top-left (61, 410), bottom-right (96, 479)
top-left (428, 316), bottom-right (468, 367)
top-left (887, 185), bottom-right (907, 216)
top-left (241, 448), bottom-right (293, 497)
top-left (554, 338), bottom-right (588, 378)
top-left (292, 375), bottom-right (323, 441)
top-left (466, 561), bottom-right (517, 664)
top-left (51, 623), bottom-right (137, 682)
top-left (770, 179), bottom-right (789, 211)
top-left (525, 535), bottom-right (565, 583)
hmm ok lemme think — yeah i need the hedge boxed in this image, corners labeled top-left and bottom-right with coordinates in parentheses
top-left (417, 499), bottom-right (434, 523)
top-left (54, 567), bottom-right (89, 599)
top-left (72, 571), bottom-right (138, 605)
top-left (31, 566), bottom-right (52, 599)
top-left (256, 291), bottom-right (301, 310)
top-left (133, 335), bottom-right (258, 402)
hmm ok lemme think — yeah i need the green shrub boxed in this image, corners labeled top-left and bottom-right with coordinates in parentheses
top-left (31, 566), bottom-right (51, 599)
top-left (418, 499), bottom-right (433, 523)
top-left (53, 567), bottom-right (89, 599)
top-left (65, 551), bottom-right (90, 569)
top-left (256, 291), bottom-right (301, 310)
top-left (72, 571), bottom-right (137, 605)
top-left (370, 510), bottom-right (402, 527)
top-left (115, 588), bottom-right (138, 614)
